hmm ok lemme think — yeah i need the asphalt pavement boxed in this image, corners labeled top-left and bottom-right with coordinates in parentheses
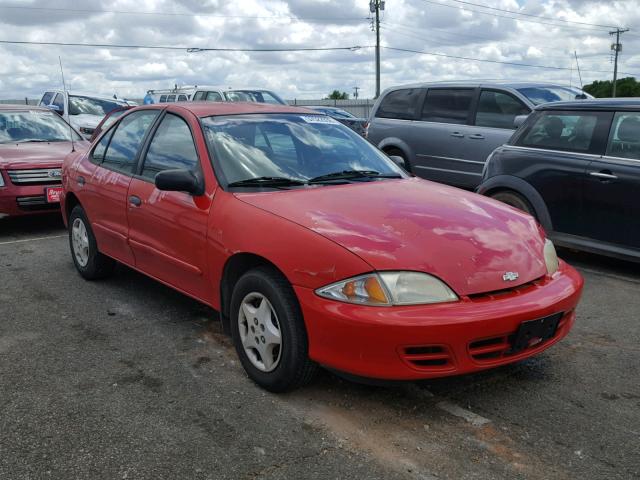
top-left (1, 214), bottom-right (638, 480)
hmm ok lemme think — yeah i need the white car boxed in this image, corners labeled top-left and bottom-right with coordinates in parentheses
top-left (38, 90), bottom-right (129, 139)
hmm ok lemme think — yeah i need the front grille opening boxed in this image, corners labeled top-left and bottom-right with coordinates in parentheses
top-left (412, 358), bottom-right (448, 367)
top-left (469, 337), bottom-right (504, 349)
top-left (400, 344), bottom-right (453, 371)
top-left (467, 276), bottom-right (545, 301)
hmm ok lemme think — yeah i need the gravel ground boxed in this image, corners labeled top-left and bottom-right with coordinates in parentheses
top-left (1, 214), bottom-right (638, 480)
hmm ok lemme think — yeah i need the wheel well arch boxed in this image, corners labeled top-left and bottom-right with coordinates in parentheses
top-left (219, 252), bottom-right (288, 333)
top-left (64, 192), bottom-right (81, 222)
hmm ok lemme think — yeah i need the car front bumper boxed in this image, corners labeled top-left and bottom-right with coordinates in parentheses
top-left (0, 183), bottom-right (62, 217)
top-left (296, 260), bottom-right (583, 380)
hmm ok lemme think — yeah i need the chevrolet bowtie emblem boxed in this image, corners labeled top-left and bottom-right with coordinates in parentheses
top-left (503, 272), bottom-right (519, 282)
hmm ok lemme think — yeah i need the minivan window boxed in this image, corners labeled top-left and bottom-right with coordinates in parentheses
top-left (606, 112), bottom-right (640, 160)
top-left (517, 112), bottom-right (600, 152)
top-left (375, 88), bottom-right (423, 120)
top-left (159, 95), bottom-right (167, 103)
top-left (421, 89), bottom-right (473, 125)
top-left (167, 95), bottom-right (176, 102)
top-left (102, 110), bottom-right (159, 173)
top-left (475, 90), bottom-right (530, 129)
top-left (141, 114), bottom-right (199, 180)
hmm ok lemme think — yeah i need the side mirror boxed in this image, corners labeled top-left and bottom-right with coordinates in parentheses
top-left (388, 155), bottom-right (407, 170)
top-left (47, 104), bottom-right (63, 115)
top-left (513, 114), bottom-right (529, 129)
top-left (155, 169), bottom-right (204, 196)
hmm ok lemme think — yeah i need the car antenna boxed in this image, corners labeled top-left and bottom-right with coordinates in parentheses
top-left (59, 56), bottom-right (75, 152)
top-left (574, 51), bottom-right (584, 89)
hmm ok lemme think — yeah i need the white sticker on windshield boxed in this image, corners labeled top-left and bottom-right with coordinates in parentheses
top-left (29, 110), bottom-right (53, 116)
top-left (300, 115), bottom-right (339, 125)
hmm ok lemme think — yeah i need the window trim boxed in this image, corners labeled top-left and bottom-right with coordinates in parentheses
top-left (419, 87), bottom-right (478, 126)
top-left (472, 88), bottom-right (531, 130)
top-left (133, 109), bottom-right (204, 186)
top-left (97, 109), bottom-right (163, 176)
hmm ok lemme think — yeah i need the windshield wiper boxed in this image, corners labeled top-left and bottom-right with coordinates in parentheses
top-left (15, 139), bottom-right (53, 143)
top-left (227, 176), bottom-right (307, 188)
top-left (308, 170), bottom-right (402, 183)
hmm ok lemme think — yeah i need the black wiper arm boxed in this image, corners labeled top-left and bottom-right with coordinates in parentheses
top-left (308, 170), bottom-right (401, 183)
top-left (227, 176), bottom-right (307, 188)
top-left (15, 139), bottom-right (52, 143)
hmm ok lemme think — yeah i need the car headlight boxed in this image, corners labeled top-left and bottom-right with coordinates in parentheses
top-left (544, 239), bottom-right (559, 275)
top-left (316, 272), bottom-right (458, 306)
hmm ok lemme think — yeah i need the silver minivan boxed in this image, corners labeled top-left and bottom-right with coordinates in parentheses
top-left (367, 81), bottom-right (591, 189)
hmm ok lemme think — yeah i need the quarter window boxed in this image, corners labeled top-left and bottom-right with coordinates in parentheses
top-left (517, 112), bottom-right (600, 152)
top-left (421, 89), bottom-right (474, 124)
top-left (606, 112), bottom-right (640, 160)
top-left (375, 88), bottom-right (423, 120)
top-left (141, 114), bottom-right (199, 180)
top-left (102, 110), bottom-right (159, 173)
top-left (475, 90), bottom-right (530, 129)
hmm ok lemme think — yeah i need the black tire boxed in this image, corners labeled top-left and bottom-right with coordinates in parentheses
top-left (68, 205), bottom-right (115, 280)
top-left (230, 266), bottom-right (317, 392)
top-left (490, 190), bottom-right (536, 218)
top-left (385, 148), bottom-right (412, 173)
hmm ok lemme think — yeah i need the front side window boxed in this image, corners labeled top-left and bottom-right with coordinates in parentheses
top-left (40, 92), bottom-right (55, 106)
top-left (606, 112), bottom-right (640, 159)
top-left (91, 127), bottom-right (115, 164)
top-left (421, 89), bottom-right (473, 125)
top-left (375, 88), bottom-right (423, 120)
top-left (52, 93), bottom-right (65, 115)
top-left (205, 91), bottom-right (223, 101)
top-left (202, 114), bottom-right (404, 186)
top-left (0, 109), bottom-right (82, 144)
top-left (517, 111), bottom-right (601, 152)
top-left (475, 90), bottom-right (530, 129)
top-left (141, 114), bottom-right (199, 180)
top-left (102, 110), bottom-right (159, 173)
top-left (68, 96), bottom-right (122, 116)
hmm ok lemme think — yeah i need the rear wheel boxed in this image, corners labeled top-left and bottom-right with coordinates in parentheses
top-left (490, 190), bottom-right (536, 218)
top-left (230, 266), bottom-right (317, 392)
top-left (68, 205), bottom-right (115, 280)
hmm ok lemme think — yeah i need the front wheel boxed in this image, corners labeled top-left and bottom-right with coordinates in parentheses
top-left (230, 267), bottom-right (317, 392)
top-left (490, 190), bottom-right (536, 218)
top-left (68, 205), bottom-right (115, 280)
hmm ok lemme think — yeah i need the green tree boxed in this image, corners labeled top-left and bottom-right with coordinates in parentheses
top-left (327, 90), bottom-right (349, 100)
top-left (583, 77), bottom-right (640, 98)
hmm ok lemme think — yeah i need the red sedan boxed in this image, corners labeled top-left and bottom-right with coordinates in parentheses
top-left (60, 102), bottom-right (583, 392)
top-left (0, 104), bottom-right (87, 218)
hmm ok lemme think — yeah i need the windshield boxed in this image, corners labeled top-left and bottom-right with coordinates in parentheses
top-left (69, 95), bottom-right (124, 116)
top-left (0, 110), bottom-right (82, 144)
top-left (227, 90), bottom-right (287, 105)
top-left (313, 108), bottom-right (356, 119)
top-left (517, 86), bottom-right (591, 105)
top-left (201, 113), bottom-right (404, 186)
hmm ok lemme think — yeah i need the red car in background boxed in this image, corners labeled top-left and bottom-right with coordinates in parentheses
top-left (61, 102), bottom-right (583, 392)
top-left (0, 104), bottom-right (87, 218)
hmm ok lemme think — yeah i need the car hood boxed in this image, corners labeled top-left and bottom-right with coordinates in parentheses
top-left (236, 178), bottom-right (548, 296)
top-left (0, 141), bottom-right (85, 169)
top-left (69, 114), bottom-right (101, 129)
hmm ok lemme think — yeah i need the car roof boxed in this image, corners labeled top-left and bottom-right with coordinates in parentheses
top-left (0, 104), bottom-right (49, 111)
top-left (135, 102), bottom-right (313, 117)
top-left (41, 90), bottom-right (129, 103)
top-left (536, 98), bottom-right (640, 110)
top-left (384, 81), bottom-right (582, 90)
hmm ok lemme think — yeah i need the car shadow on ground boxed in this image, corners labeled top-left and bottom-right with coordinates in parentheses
top-left (0, 214), bottom-right (66, 239)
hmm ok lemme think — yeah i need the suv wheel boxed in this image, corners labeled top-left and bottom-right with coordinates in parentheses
top-left (230, 266), bottom-right (317, 392)
top-left (68, 205), bottom-right (116, 280)
top-left (491, 191), bottom-right (536, 218)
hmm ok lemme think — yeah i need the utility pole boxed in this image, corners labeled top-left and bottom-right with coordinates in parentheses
top-left (609, 27), bottom-right (629, 98)
top-left (353, 86), bottom-right (360, 99)
top-left (370, 1), bottom-right (385, 98)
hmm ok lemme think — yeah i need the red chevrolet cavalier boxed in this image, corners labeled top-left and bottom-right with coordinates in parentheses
top-left (0, 105), bottom-right (87, 218)
top-left (61, 102), bottom-right (583, 392)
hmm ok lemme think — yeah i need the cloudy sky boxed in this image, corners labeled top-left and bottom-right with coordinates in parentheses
top-left (0, 0), bottom-right (638, 101)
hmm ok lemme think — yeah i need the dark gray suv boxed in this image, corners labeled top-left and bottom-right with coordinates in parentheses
top-left (367, 82), bottom-right (591, 189)
top-left (478, 99), bottom-right (640, 262)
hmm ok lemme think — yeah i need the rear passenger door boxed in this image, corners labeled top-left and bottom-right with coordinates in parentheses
top-left (414, 88), bottom-right (477, 188)
top-left (583, 111), bottom-right (640, 249)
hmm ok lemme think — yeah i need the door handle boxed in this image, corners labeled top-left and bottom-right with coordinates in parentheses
top-left (589, 171), bottom-right (618, 180)
top-left (450, 132), bottom-right (464, 138)
top-left (129, 195), bottom-right (142, 207)
top-left (77, 176), bottom-right (85, 186)
top-left (469, 134), bottom-right (485, 140)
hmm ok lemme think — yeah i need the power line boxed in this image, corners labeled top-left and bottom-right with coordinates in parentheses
top-left (417, 0), bottom-right (613, 32)
top-left (0, 4), bottom-right (368, 22)
top-left (383, 46), bottom-right (636, 76)
top-left (442, 0), bottom-right (619, 29)
top-left (0, 39), bottom-right (366, 53)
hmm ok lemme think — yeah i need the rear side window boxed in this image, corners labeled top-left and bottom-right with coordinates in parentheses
top-left (375, 88), bottom-right (423, 120)
top-left (40, 92), bottom-right (55, 106)
top-left (606, 112), bottom-right (640, 159)
top-left (159, 95), bottom-right (167, 103)
top-left (205, 91), bottom-right (223, 101)
top-left (167, 95), bottom-right (176, 102)
top-left (102, 110), bottom-right (159, 173)
top-left (141, 114), bottom-right (199, 180)
top-left (475, 90), bottom-right (530, 129)
top-left (421, 89), bottom-right (473, 124)
top-left (517, 111), bottom-right (604, 153)
top-left (177, 95), bottom-right (188, 102)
